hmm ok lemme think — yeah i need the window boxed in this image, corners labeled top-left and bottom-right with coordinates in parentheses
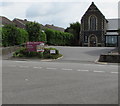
top-left (89, 15), bottom-right (97, 30)
top-left (85, 36), bottom-right (88, 42)
top-left (106, 36), bottom-right (117, 46)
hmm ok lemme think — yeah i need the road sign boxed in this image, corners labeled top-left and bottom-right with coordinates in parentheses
top-left (26, 42), bottom-right (44, 52)
top-left (36, 43), bottom-right (45, 52)
top-left (50, 50), bottom-right (56, 54)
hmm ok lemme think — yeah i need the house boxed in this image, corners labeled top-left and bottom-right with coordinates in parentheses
top-left (45, 24), bottom-right (65, 32)
top-left (0, 16), bottom-right (13, 27)
top-left (80, 2), bottom-right (120, 47)
top-left (13, 18), bottom-right (29, 29)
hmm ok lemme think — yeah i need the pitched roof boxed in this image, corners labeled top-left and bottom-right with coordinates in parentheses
top-left (107, 18), bottom-right (120, 30)
top-left (82, 2), bottom-right (106, 19)
top-left (0, 16), bottom-right (13, 25)
top-left (13, 18), bottom-right (28, 25)
top-left (45, 24), bottom-right (65, 32)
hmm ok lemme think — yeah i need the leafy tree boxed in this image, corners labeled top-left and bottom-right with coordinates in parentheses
top-left (2, 24), bottom-right (18, 46)
top-left (26, 22), bottom-right (41, 41)
top-left (65, 22), bottom-right (81, 45)
top-left (17, 28), bottom-right (29, 45)
top-left (2, 24), bottom-right (28, 47)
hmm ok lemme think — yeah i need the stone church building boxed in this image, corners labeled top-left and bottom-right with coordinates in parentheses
top-left (80, 2), bottom-right (120, 47)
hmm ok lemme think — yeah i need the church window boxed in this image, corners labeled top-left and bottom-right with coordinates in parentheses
top-left (89, 15), bottom-right (97, 30)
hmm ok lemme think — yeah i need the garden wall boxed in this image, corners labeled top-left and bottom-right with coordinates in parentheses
top-left (99, 54), bottom-right (120, 63)
top-left (2, 46), bottom-right (20, 56)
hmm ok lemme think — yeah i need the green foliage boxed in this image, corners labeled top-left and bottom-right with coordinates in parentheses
top-left (26, 22), bottom-right (47, 42)
top-left (43, 48), bottom-right (61, 59)
top-left (2, 24), bottom-right (18, 46)
top-left (65, 22), bottom-right (81, 45)
top-left (2, 24), bottom-right (28, 47)
top-left (13, 47), bottom-right (62, 59)
top-left (40, 31), bottom-right (47, 42)
top-left (44, 28), bottom-right (73, 46)
top-left (16, 28), bottom-right (29, 45)
top-left (26, 22), bottom-right (41, 41)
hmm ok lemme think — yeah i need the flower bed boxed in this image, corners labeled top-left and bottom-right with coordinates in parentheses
top-left (13, 47), bottom-right (62, 59)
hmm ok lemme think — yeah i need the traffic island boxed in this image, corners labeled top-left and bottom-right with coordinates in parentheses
top-left (13, 47), bottom-right (62, 60)
top-left (98, 53), bottom-right (120, 63)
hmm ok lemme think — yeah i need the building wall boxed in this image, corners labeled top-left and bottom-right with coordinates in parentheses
top-left (80, 2), bottom-right (106, 47)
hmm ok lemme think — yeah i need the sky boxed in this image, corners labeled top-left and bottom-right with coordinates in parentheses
top-left (0, 0), bottom-right (120, 28)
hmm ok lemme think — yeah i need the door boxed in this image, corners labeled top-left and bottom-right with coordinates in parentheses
top-left (89, 35), bottom-right (97, 47)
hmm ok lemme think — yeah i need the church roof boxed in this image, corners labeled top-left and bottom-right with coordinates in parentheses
top-left (81, 2), bottom-right (106, 19)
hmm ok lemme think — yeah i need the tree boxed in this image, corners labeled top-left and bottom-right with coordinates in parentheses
top-left (2, 24), bottom-right (18, 46)
top-left (26, 22), bottom-right (41, 41)
top-left (65, 22), bottom-right (81, 45)
top-left (2, 24), bottom-right (29, 47)
top-left (17, 28), bottom-right (29, 45)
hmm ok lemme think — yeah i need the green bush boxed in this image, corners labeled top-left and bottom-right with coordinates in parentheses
top-left (44, 28), bottom-right (73, 46)
top-left (2, 24), bottom-right (28, 47)
top-left (13, 47), bottom-right (62, 59)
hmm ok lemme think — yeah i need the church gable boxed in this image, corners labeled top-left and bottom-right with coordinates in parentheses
top-left (82, 2), bottom-right (105, 19)
top-left (81, 2), bottom-right (106, 31)
top-left (80, 2), bottom-right (107, 47)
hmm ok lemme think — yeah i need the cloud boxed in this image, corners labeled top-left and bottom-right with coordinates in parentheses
top-left (0, 1), bottom-right (119, 28)
top-left (0, 2), bottom-right (13, 7)
top-left (26, 2), bottom-right (89, 28)
top-left (26, 2), bottom-right (67, 18)
top-left (2, 0), bottom-right (120, 3)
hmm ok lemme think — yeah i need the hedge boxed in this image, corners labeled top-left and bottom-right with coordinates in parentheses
top-left (44, 28), bottom-right (74, 46)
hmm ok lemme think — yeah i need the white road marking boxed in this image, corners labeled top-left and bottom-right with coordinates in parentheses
top-left (15, 61), bottom-right (26, 63)
top-left (83, 64), bottom-right (118, 68)
top-left (19, 66), bottom-right (29, 68)
top-left (93, 71), bottom-right (105, 73)
top-left (77, 69), bottom-right (89, 72)
top-left (62, 68), bottom-right (73, 71)
top-left (46, 68), bottom-right (57, 70)
top-left (110, 72), bottom-right (118, 74)
top-left (33, 67), bottom-right (42, 69)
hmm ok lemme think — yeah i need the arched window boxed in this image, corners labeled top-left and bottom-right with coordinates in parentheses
top-left (89, 15), bottom-right (97, 30)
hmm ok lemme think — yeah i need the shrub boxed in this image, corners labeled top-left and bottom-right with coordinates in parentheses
top-left (44, 28), bottom-right (73, 46)
top-left (13, 47), bottom-right (62, 59)
top-left (2, 25), bottom-right (28, 47)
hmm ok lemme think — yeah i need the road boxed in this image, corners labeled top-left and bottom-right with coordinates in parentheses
top-left (50, 46), bottom-right (115, 63)
top-left (2, 47), bottom-right (118, 104)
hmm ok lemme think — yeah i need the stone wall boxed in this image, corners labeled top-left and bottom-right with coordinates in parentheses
top-left (99, 54), bottom-right (120, 63)
top-left (1, 46), bottom-right (20, 56)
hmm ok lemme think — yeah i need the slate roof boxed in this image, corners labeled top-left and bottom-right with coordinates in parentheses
top-left (81, 2), bottom-right (106, 20)
top-left (45, 24), bottom-right (65, 32)
top-left (0, 16), bottom-right (13, 26)
top-left (13, 18), bottom-right (29, 29)
top-left (107, 18), bottom-right (120, 30)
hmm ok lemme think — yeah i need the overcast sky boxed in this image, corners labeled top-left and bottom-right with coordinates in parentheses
top-left (0, 0), bottom-right (120, 28)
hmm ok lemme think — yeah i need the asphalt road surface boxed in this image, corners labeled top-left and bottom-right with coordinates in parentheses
top-left (2, 47), bottom-right (118, 104)
top-left (50, 46), bottom-right (115, 63)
